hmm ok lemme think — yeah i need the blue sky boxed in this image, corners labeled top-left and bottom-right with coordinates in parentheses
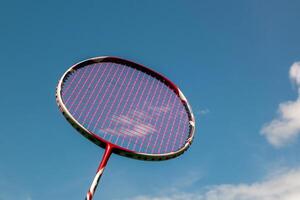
top-left (1, 0), bottom-right (300, 199)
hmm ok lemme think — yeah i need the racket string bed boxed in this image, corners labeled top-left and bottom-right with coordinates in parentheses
top-left (63, 63), bottom-right (190, 154)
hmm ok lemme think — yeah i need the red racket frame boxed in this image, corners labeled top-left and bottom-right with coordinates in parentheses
top-left (56, 56), bottom-right (195, 199)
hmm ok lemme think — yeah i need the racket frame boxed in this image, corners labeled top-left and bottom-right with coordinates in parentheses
top-left (56, 56), bottom-right (195, 161)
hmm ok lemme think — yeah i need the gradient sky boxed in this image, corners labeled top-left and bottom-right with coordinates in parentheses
top-left (1, 1), bottom-right (300, 200)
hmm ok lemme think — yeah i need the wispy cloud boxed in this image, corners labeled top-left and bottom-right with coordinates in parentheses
top-left (261, 62), bottom-right (300, 147)
top-left (0, 193), bottom-right (32, 200)
top-left (102, 105), bottom-right (171, 137)
top-left (126, 168), bottom-right (300, 200)
top-left (198, 108), bottom-right (210, 116)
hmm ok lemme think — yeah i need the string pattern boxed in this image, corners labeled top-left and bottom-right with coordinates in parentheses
top-left (61, 62), bottom-right (190, 154)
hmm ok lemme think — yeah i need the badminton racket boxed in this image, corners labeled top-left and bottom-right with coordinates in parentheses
top-left (56, 56), bottom-right (195, 200)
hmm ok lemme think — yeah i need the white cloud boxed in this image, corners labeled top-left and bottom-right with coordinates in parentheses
top-left (197, 108), bottom-right (210, 116)
top-left (102, 105), bottom-right (172, 138)
top-left (126, 168), bottom-right (300, 200)
top-left (290, 62), bottom-right (300, 86)
top-left (261, 62), bottom-right (300, 147)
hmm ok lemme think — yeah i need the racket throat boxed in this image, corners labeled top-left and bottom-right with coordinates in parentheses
top-left (86, 143), bottom-right (113, 200)
top-left (97, 143), bottom-right (113, 171)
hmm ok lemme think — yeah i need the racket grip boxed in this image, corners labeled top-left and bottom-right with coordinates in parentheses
top-left (85, 144), bottom-right (113, 200)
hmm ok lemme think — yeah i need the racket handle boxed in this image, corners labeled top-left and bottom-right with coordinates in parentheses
top-left (85, 144), bottom-right (113, 200)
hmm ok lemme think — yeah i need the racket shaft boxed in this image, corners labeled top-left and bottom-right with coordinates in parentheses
top-left (85, 144), bottom-right (113, 200)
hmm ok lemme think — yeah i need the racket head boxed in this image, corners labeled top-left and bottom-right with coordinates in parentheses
top-left (56, 56), bottom-right (195, 161)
